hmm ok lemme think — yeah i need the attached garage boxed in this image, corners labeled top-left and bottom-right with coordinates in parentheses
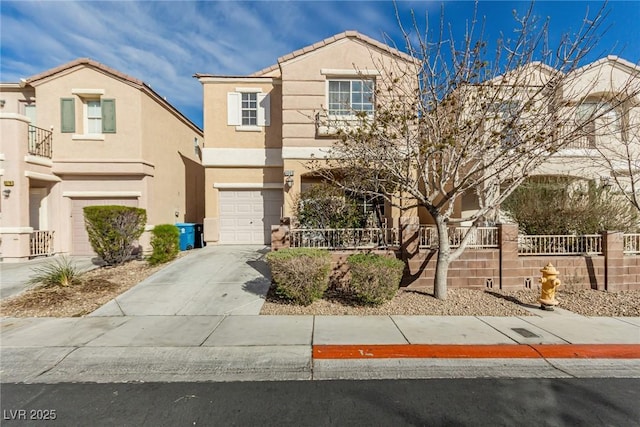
top-left (219, 190), bottom-right (283, 244)
top-left (71, 198), bottom-right (139, 255)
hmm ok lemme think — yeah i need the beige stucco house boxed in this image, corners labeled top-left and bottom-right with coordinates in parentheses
top-left (196, 31), bottom-right (417, 245)
top-left (197, 30), bottom-right (639, 246)
top-left (0, 58), bottom-right (204, 261)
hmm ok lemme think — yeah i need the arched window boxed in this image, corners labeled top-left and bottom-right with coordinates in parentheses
top-left (575, 100), bottom-right (621, 131)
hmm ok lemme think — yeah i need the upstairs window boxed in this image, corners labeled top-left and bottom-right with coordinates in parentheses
top-left (489, 101), bottom-right (521, 148)
top-left (86, 100), bottom-right (102, 134)
top-left (328, 79), bottom-right (374, 116)
top-left (576, 101), bottom-right (620, 132)
top-left (241, 92), bottom-right (258, 126)
top-left (227, 89), bottom-right (270, 130)
top-left (61, 94), bottom-right (116, 135)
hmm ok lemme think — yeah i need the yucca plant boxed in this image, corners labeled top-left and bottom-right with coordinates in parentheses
top-left (28, 256), bottom-right (81, 287)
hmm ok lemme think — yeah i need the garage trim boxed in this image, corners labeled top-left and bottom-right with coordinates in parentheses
top-left (213, 183), bottom-right (282, 189)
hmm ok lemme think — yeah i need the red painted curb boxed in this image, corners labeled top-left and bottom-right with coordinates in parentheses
top-left (312, 344), bottom-right (640, 360)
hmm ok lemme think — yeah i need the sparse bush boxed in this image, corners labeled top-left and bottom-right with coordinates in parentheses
top-left (503, 177), bottom-right (639, 235)
top-left (147, 224), bottom-right (180, 266)
top-left (83, 205), bottom-right (147, 266)
top-left (266, 248), bottom-right (332, 306)
top-left (347, 253), bottom-right (405, 305)
top-left (28, 256), bottom-right (81, 287)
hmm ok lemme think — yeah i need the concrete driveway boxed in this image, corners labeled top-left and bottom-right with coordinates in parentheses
top-left (89, 245), bottom-right (271, 316)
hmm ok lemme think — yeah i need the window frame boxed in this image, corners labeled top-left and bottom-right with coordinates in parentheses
top-left (85, 98), bottom-right (103, 135)
top-left (326, 78), bottom-right (375, 118)
top-left (241, 92), bottom-right (258, 126)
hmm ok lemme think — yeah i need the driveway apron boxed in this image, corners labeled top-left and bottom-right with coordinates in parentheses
top-left (89, 246), bottom-right (271, 316)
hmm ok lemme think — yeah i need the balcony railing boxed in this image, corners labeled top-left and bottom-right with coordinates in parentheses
top-left (419, 226), bottom-right (499, 249)
top-left (30, 230), bottom-right (54, 257)
top-left (290, 227), bottom-right (398, 249)
top-left (28, 125), bottom-right (53, 158)
top-left (558, 124), bottom-right (596, 149)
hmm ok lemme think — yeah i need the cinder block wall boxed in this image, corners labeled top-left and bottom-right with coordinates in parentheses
top-left (272, 223), bottom-right (640, 292)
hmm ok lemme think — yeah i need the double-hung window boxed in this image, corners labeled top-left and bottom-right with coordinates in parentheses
top-left (86, 100), bottom-right (103, 134)
top-left (328, 79), bottom-right (374, 116)
top-left (241, 92), bottom-right (258, 126)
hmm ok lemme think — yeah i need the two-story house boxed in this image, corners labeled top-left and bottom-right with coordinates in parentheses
top-left (196, 31), bottom-right (417, 245)
top-left (0, 58), bottom-right (204, 261)
top-left (197, 31), bottom-right (639, 246)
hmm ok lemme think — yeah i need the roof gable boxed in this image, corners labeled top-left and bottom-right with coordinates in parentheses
top-left (24, 58), bottom-right (202, 133)
top-left (250, 30), bottom-right (416, 77)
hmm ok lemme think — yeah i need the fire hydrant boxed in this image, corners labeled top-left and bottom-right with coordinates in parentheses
top-left (538, 262), bottom-right (561, 310)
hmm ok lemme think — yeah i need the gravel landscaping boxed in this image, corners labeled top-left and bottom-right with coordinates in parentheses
top-left (2, 255), bottom-right (639, 318)
top-left (260, 286), bottom-right (640, 317)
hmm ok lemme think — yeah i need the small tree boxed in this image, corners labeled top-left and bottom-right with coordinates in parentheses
top-left (84, 205), bottom-right (147, 266)
top-left (314, 2), bottom-right (639, 299)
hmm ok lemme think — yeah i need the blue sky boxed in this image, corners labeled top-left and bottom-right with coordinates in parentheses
top-left (1, 1), bottom-right (638, 129)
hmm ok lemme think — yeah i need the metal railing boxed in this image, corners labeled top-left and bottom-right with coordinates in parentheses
top-left (30, 230), bottom-right (54, 257)
top-left (558, 125), bottom-right (596, 149)
top-left (624, 234), bottom-right (640, 255)
top-left (419, 226), bottom-right (499, 249)
top-left (28, 125), bottom-right (52, 158)
top-left (518, 234), bottom-right (602, 255)
top-left (290, 227), bottom-right (398, 249)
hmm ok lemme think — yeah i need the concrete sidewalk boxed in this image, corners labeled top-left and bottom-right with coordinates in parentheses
top-left (2, 313), bottom-right (639, 383)
top-left (1, 245), bottom-right (639, 383)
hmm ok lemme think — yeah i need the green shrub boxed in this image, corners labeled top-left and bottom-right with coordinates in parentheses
top-left (347, 253), bottom-right (405, 305)
top-left (295, 183), bottom-right (367, 229)
top-left (147, 224), bottom-right (180, 266)
top-left (266, 248), bottom-right (332, 306)
top-left (28, 256), bottom-right (81, 287)
top-left (83, 205), bottom-right (147, 266)
top-left (147, 224), bottom-right (180, 265)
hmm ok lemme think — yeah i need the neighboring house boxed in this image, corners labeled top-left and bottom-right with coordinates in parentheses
top-left (533, 56), bottom-right (640, 185)
top-left (0, 58), bottom-right (204, 261)
top-left (196, 31), bottom-right (416, 245)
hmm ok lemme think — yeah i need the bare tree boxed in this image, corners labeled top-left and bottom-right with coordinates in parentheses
top-left (587, 82), bottom-right (640, 213)
top-left (314, 2), bottom-right (639, 299)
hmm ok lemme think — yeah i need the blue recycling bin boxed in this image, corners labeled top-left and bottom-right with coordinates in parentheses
top-left (176, 223), bottom-right (196, 251)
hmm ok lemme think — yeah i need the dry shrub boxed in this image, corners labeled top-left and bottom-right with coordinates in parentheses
top-left (266, 248), bottom-right (332, 306)
top-left (347, 253), bottom-right (405, 305)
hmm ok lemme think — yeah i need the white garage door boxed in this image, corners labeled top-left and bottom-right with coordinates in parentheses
top-left (71, 198), bottom-right (138, 255)
top-left (219, 190), bottom-right (283, 244)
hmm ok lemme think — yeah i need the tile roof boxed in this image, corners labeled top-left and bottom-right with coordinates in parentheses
top-left (250, 30), bottom-right (415, 77)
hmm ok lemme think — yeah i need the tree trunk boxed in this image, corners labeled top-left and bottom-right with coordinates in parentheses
top-left (433, 216), bottom-right (450, 300)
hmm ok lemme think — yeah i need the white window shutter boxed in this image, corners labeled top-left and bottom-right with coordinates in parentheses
top-left (227, 92), bottom-right (241, 126)
top-left (258, 93), bottom-right (270, 127)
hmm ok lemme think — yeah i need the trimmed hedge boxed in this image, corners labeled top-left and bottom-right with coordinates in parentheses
top-left (347, 253), bottom-right (405, 305)
top-left (266, 248), bottom-right (332, 306)
top-left (148, 224), bottom-right (180, 266)
top-left (83, 205), bottom-right (147, 266)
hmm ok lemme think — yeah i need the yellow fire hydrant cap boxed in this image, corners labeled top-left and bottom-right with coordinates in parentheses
top-left (540, 263), bottom-right (559, 275)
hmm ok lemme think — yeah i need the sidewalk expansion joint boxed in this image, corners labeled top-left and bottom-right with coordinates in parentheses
top-left (312, 344), bottom-right (640, 360)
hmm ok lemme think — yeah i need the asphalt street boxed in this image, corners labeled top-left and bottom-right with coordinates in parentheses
top-left (2, 378), bottom-right (639, 426)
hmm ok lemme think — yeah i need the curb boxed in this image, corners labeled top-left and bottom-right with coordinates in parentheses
top-left (313, 344), bottom-right (640, 359)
